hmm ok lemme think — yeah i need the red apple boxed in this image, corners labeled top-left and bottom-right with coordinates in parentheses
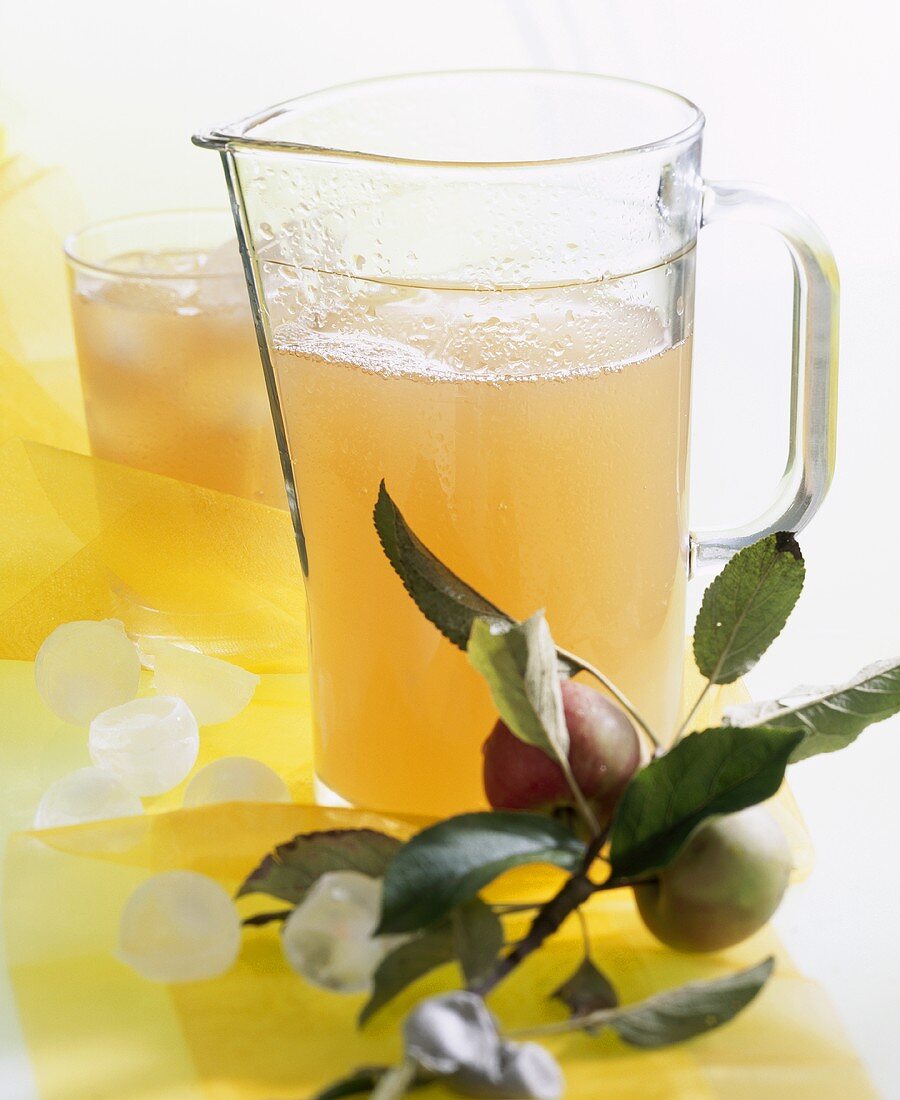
top-left (482, 678), bottom-right (640, 827)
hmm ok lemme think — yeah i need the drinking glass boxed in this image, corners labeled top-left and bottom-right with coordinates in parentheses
top-left (65, 210), bottom-right (284, 506)
top-left (195, 72), bottom-right (838, 816)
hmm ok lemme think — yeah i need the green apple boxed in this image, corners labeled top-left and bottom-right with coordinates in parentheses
top-left (634, 805), bottom-right (792, 952)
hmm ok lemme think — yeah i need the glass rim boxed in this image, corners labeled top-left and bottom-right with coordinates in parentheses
top-left (64, 208), bottom-right (240, 281)
top-left (193, 69), bottom-right (705, 168)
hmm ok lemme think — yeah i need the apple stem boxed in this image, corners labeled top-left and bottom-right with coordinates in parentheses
top-left (557, 647), bottom-right (662, 753)
top-left (508, 1006), bottom-right (619, 1040)
top-left (597, 873), bottom-right (654, 892)
top-left (369, 1058), bottom-right (418, 1100)
top-left (672, 680), bottom-right (714, 746)
top-left (557, 754), bottom-right (601, 838)
top-left (575, 906), bottom-right (592, 961)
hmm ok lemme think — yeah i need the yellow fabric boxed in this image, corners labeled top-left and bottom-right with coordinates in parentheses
top-left (0, 439), bottom-right (306, 673)
top-left (5, 804), bottom-right (875, 1100)
top-left (0, 149), bottom-right (88, 454)
top-left (0, 144), bottom-right (872, 1098)
top-left (0, 489), bottom-right (867, 1097)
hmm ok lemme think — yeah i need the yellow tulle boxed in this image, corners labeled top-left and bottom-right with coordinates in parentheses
top-left (0, 141), bottom-right (873, 1098)
top-left (0, 147), bottom-right (87, 454)
top-left (0, 440), bottom-right (306, 673)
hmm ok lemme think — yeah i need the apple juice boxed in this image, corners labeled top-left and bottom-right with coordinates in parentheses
top-left (271, 267), bottom-right (693, 816)
top-left (70, 248), bottom-right (284, 506)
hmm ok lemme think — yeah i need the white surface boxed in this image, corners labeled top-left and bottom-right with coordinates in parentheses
top-left (1, 1), bottom-right (898, 1096)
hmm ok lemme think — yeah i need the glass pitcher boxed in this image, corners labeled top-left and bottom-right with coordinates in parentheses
top-left (194, 72), bottom-right (838, 817)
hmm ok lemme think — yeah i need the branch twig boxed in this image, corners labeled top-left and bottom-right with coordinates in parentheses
top-left (470, 829), bottom-right (611, 998)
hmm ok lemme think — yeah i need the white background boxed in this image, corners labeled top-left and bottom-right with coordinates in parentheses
top-left (1, 1), bottom-right (898, 1096)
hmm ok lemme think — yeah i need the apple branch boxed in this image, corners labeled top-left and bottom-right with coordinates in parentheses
top-left (469, 829), bottom-right (610, 998)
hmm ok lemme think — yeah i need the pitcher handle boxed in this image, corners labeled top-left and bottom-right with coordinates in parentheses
top-left (690, 181), bottom-right (839, 571)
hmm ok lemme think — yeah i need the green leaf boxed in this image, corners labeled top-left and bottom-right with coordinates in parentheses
top-left (241, 908), bottom-right (292, 927)
top-left (468, 612), bottom-right (568, 763)
top-left (309, 1065), bottom-right (430, 1099)
top-left (373, 482), bottom-right (583, 678)
top-left (361, 930), bottom-right (456, 1027)
top-left (378, 812), bottom-right (585, 935)
top-left (236, 829), bottom-right (400, 903)
top-left (374, 481), bottom-right (510, 650)
top-left (693, 533), bottom-right (805, 684)
top-left (725, 657), bottom-right (900, 762)
top-left (551, 958), bottom-right (618, 1025)
top-left (452, 899), bottom-right (504, 985)
top-left (608, 727), bottom-right (802, 879)
top-left (360, 901), bottom-right (502, 1026)
top-left (309, 1066), bottom-right (388, 1099)
top-left (606, 957), bottom-right (774, 1048)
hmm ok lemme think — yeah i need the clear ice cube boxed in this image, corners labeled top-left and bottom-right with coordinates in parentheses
top-left (35, 619), bottom-right (141, 726)
top-left (89, 695), bottom-right (199, 796)
top-left (135, 638), bottom-right (202, 672)
top-left (152, 641), bottom-right (259, 725)
top-left (201, 238), bottom-right (243, 276)
top-left (185, 238), bottom-right (248, 312)
top-left (183, 756), bottom-right (290, 807)
top-left (33, 766), bottom-right (143, 829)
top-left (280, 871), bottom-right (398, 993)
top-left (118, 870), bottom-right (241, 982)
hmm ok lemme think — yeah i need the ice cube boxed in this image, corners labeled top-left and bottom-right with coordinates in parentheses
top-left (89, 696), bottom-right (199, 796)
top-left (33, 766), bottom-right (143, 829)
top-left (35, 619), bottom-right (142, 726)
top-left (183, 756), bottom-right (290, 807)
top-left (202, 238), bottom-right (243, 275)
top-left (135, 638), bottom-right (202, 672)
top-left (189, 238), bottom-right (249, 312)
top-left (152, 641), bottom-right (259, 725)
top-left (281, 871), bottom-right (399, 993)
top-left (118, 870), bottom-right (241, 982)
